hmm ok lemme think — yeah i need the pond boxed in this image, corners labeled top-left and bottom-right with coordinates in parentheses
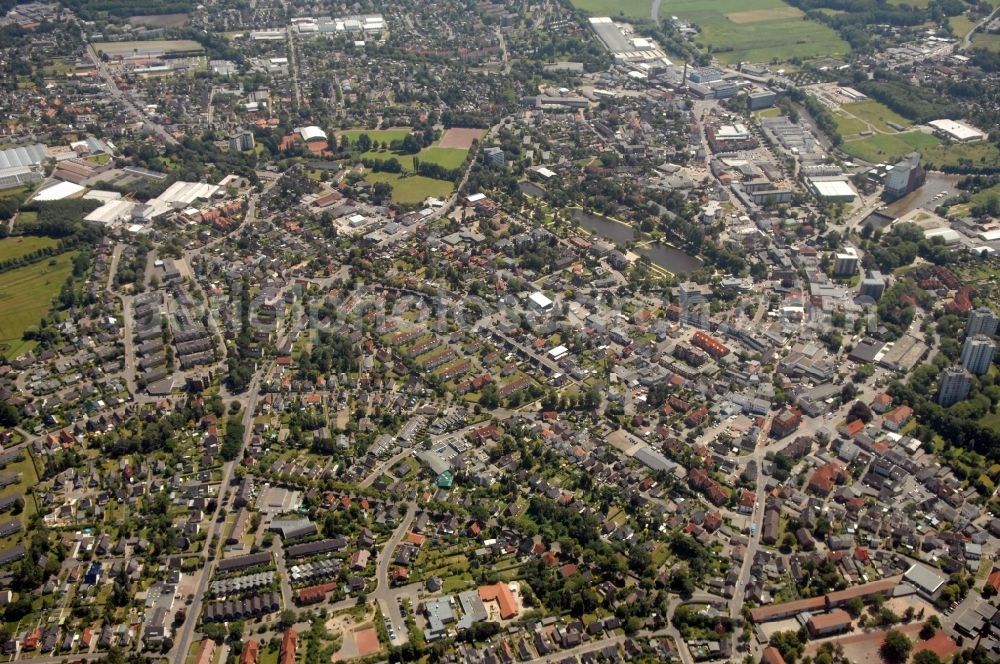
top-left (570, 209), bottom-right (703, 275)
top-left (519, 182), bottom-right (546, 198)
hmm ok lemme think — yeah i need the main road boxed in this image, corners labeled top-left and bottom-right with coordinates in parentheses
top-left (371, 503), bottom-right (417, 644)
top-left (171, 293), bottom-right (303, 664)
top-left (170, 367), bottom-right (265, 663)
top-left (86, 44), bottom-right (178, 146)
top-left (322, 503), bottom-right (418, 643)
top-left (961, 4), bottom-right (1000, 49)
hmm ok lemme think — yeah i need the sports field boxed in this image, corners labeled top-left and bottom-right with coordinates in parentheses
top-left (660, 0), bottom-right (849, 64)
top-left (438, 128), bottom-right (485, 150)
top-left (92, 40), bottom-right (203, 56)
top-left (364, 173), bottom-right (454, 205)
top-left (362, 146), bottom-right (468, 171)
top-left (0, 252), bottom-right (76, 359)
top-left (338, 128), bottom-right (412, 145)
top-left (571, 0), bottom-right (653, 18)
top-left (128, 13), bottom-right (190, 28)
top-left (0, 236), bottom-right (58, 262)
top-left (841, 132), bottom-right (940, 164)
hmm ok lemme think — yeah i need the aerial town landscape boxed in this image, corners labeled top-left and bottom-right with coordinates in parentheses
top-left (2, 0), bottom-right (1000, 663)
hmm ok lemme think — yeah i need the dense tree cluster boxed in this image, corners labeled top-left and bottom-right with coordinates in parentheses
top-left (60, 0), bottom-right (191, 19)
top-left (297, 332), bottom-right (358, 380)
top-left (226, 279), bottom-right (254, 393)
top-left (18, 199), bottom-right (102, 239)
top-left (98, 394), bottom-right (225, 457)
top-left (890, 378), bottom-right (1000, 460)
top-left (853, 78), bottom-right (959, 125)
top-left (876, 279), bottom-right (933, 341)
top-left (787, 0), bottom-right (961, 52)
top-left (221, 414), bottom-right (244, 461)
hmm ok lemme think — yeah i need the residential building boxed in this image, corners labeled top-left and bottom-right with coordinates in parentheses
top-left (960, 334), bottom-right (995, 375)
top-left (937, 365), bottom-right (972, 407)
top-left (229, 130), bottom-right (256, 152)
top-left (859, 271), bottom-right (886, 300)
top-left (966, 307), bottom-right (999, 338)
top-left (771, 408), bottom-right (802, 439)
top-left (678, 281), bottom-right (712, 307)
top-left (883, 405), bottom-right (913, 432)
top-left (280, 629), bottom-right (297, 664)
top-left (484, 147), bottom-right (505, 167)
top-left (833, 248), bottom-right (859, 276)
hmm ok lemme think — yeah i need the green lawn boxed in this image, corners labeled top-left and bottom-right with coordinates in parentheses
top-left (842, 100), bottom-right (910, 133)
top-left (571, 0), bottom-right (652, 17)
top-left (832, 111), bottom-right (868, 138)
top-left (981, 411), bottom-right (1000, 432)
top-left (971, 32), bottom-right (1000, 52)
top-left (969, 182), bottom-right (1000, 208)
top-left (338, 128), bottom-right (412, 145)
top-left (841, 131), bottom-right (941, 164)
top-left (364, 173), bottom-right (454, 205)
top-left (361, 146), bottom-right (468, 171)
top-left (754, 107), bottom-right (782, 119)
top-left (660, 0), bottom-right (849, 64)
top-left (16, 210), bottom-right (37, 225)
top-left (441, 573), bottom-right (473, 593)
top-left (41, 59), bottom-right (74, 77)
top-left (0, 236), bottom-right (58, 262)
top-left (257, 644), bottom-right (279, 664)
top-left (949, 14), bottom-right (977, 39)
top-left (923, 141), bottom-right (1000, 171)
top-left (0, 454), bottom-right (39, 551)
top-left (948, 184), bottom-right (1000, 218)
top-left (0, 187), bottom-right (31, 203)
top-left (0, 252), bottom-right (77, 359)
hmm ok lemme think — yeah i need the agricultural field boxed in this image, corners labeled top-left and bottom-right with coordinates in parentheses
top-left (0, 252), bottom-right (77, 360)
top-left (570, 0), bottom-right (652, 18)
top-left (363, 173), bottom-right (454, 205)
top-left (660, 0), bottom-right (849, 64)
top-left (91, 40), bottom-right (204, 57)
top-left (0, 236), bottom-right (58, 263)
top-left (841, 131), bottom-right (941, 164)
